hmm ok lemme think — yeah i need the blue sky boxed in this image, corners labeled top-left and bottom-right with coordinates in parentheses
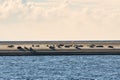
top-left (0, 0), bottom-right (120, 41)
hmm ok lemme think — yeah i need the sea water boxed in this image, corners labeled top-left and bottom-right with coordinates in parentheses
top-left (0, 55), bottom-right (120, 80)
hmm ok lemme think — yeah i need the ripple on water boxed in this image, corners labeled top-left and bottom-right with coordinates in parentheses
top-left (0, 55), bottom-right (120, 80)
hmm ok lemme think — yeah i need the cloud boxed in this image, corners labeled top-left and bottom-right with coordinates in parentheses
top-left (0, 0), bottom-right (71, 20)
top-left (0, 0), bottom-right (120, 40)
top-left (0, 0), bottom-right (120, 20)
top-left (0, 0), bottom-right (120, 26)
top-left (0, 0), bottom-right (23, 19)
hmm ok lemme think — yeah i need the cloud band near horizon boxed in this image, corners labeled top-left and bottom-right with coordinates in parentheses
top-left (0, 0), bottom-right (120, 40)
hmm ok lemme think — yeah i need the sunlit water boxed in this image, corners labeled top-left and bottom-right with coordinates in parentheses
top-left (0, 55), bottom-right (120, 80)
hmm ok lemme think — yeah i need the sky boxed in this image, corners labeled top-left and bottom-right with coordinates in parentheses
top-left (0, 0), bottom-right (120, 41)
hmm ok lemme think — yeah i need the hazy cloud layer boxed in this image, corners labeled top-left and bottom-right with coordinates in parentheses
top-left (0, 0), bottom-right (120, 20)
top-left (0, 0), bottom-right (70, 20)
top-left (0, 0), bottom-right (120, 40)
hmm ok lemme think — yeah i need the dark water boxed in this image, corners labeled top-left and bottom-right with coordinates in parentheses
top-left (0, 55), bottom-right (120, 80)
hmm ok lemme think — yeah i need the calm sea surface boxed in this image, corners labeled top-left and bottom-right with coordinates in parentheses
top-left (0, 55), bottom-right (120, 80)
